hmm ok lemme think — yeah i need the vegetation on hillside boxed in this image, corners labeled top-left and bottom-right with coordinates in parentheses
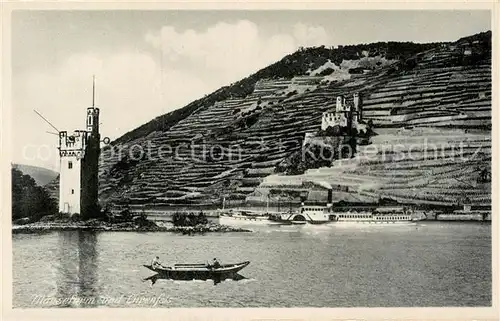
top-left (276, 137), bottom-right (356, 175)
top-left (172, 212), bottom-right (209, 227)
top-left (456, 30), bottom-right (491, 46)
top-left (113, 41), bottom-right (443, 145)
top-left (12, 167), bottom-right (57, 223)
top-left (98, 31), bottom-right (491, 208)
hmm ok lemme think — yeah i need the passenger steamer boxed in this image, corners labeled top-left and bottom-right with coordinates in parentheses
top-left (331, 207), bottom-right (418, 224)
top-left (272, 187), bottom-right (422, 224)
top-left (218, 189), bottom-right (421, 225)
top-left (271, 205), bottom-right (420, 225)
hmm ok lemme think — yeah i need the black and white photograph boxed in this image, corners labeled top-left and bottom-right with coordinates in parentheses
top-left (3, 3), bottom-right (496, 317)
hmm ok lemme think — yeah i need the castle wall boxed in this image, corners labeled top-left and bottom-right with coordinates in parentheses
top-left (58, 131), bottom-right (86, 215)
top-left (80, 133), bottom-right (101, 218)
top-left (322, 94), bottom-right (361, 131)
top-left (58, 105), bottom-right (101, 218)
top-left (322, 112), bottom-right (348, 130)
top-left (59, 156), bottom-right (82, 214)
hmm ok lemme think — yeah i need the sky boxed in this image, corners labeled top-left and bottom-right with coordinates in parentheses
top-left (10, 10), bottom-right (491, 171)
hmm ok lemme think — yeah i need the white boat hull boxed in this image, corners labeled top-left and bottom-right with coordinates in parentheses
top-left (218, 207), bottom-right (424, 226)
top-left (333, 220), bottom-right (417, 225)
top-left (219, 215), bottom-right (276, 225)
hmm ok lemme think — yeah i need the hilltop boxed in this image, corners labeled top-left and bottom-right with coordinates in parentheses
top-left (97, 31), bottom-right (491, 210)
top-left (113, 41), bottom-right (441, 146)
top-left (12, 164), bottom-right (58, 186)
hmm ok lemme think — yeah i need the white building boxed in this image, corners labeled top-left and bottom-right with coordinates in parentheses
top-left (321, 93), bottom-right (362, 131)
top-left (58, 130), bottom-right (87, 214)
top-left (58, 80), bottom-right (101, 217)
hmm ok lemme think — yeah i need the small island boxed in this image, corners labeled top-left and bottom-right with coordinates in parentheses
top-left (12, 220), bottom-right (251, 234)
top-left (11, 167), bottom-right (250, 235)
top-left (12, 211), bottom-right (252, 235)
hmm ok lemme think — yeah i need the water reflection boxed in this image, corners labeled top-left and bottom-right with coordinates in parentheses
top-left (13, 223), bottom-right (491, 307)
top-left (56, 231), bottom-right (99, 307)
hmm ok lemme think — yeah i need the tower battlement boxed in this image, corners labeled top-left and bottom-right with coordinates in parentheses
top-left (58, 78), bottom-right (102, 218)
top-left (86, 107), bottom-right (100, 133)
top-left (322, 93), bottom-right (363, 131)
top-left (87, 107), bottom-right (100, 115)
top-left (58, 130), bottom-right (88, 157)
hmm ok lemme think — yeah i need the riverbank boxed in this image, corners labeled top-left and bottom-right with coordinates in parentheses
top-left (11, 220), bottom-right (252, 234)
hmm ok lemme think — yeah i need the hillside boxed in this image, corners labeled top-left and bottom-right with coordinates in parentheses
top-left (97, 31), bottom-right (491, 209)
top-left (12, 164), bottom-right (58, 187)
top-left (113, 41), bottom-right (440, 145)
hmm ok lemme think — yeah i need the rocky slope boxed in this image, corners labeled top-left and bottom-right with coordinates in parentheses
top-left (97, 31), bottom-right (491, 209)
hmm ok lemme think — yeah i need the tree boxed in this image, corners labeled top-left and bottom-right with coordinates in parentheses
top-left (172, 211), bottom-right (208, 227)
top-left (11, 167), bottom-right (57, 222)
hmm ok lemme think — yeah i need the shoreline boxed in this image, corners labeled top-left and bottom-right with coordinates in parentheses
top-left (11, 218), bottom-right (490, 235)
top-left (11, 221), bottom-right (252, 234)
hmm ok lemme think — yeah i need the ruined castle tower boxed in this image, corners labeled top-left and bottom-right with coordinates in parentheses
top-left (58, 78), bottom-right (101, 219)
top-left (321, 93), bottom-right (363, 132)
top-left (353, 92), bottom-right (362, 121)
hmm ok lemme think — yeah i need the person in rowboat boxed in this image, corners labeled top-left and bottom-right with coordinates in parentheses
top-left (151, 256), bottom-right (165, 269)
top-left (212, 258), bottom-right (221, 269)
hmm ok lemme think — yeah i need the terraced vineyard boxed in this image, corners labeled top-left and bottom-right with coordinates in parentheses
top-left (259, 127), bottom-right (490, 207)
top-left (96, 31), bottom-right (491, 209)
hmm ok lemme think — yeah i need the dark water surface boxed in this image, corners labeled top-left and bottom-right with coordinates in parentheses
top-left (12, 222), bottom-right (491, 308)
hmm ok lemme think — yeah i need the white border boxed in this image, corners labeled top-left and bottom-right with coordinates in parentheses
top-left (1, 1), bottom-right (498, 320)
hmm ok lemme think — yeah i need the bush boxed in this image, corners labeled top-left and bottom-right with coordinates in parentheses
top-left (172, 211), bottom-right (209, 227)
top-left (276, 134), bottom-right (359, 175)
top-left (348, 67), bottom-right (364, 74)
top-left (244, 113), bottom-right (260, 128)
top-left (133, 212), bottom-right (155, 228)
top-left (318, 67), bottom-right (335, 76)
top-left (38, 215), bottom-right (56, 222)
top-left (13, 217), bottom-right (32, 225)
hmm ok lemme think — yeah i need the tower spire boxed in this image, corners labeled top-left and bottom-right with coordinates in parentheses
top-left (92, 75), bottom-right (95, 107)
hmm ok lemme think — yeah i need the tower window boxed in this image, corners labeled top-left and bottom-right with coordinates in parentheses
top-left (88, 115), bottom-right (93, 126)
top-left (68, 161), bottom-right (73, 169)
top-left (71, 189), bottom-right (74, 194)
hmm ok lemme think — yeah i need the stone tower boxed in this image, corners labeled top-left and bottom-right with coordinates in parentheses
top-left (58, 77), bottom-right (101, 219)
top-left (353, 92), bottom-right (362, 121)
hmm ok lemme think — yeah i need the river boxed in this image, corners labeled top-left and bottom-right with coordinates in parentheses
top-left (12, 221), bottom-right (491, 308)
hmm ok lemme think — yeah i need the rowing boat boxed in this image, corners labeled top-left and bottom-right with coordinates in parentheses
top-left (143, 261), bottom-right (250, 282)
